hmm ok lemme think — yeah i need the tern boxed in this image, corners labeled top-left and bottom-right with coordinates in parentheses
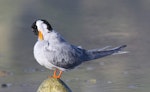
top-left (31, 19), bottom-right (127, 79)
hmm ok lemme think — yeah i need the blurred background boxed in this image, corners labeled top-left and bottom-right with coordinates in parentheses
top-left (0, 0), bottom-right (150, 92)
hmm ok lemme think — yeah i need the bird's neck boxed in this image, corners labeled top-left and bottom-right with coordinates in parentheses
top-left (45, 31), bottom-right (66, 43)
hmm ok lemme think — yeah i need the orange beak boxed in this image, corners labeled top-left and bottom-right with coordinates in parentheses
top-left (38, 31), bottom-right (44, 40)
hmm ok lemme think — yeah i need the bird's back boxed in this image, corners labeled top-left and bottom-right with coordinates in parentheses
top-left (44, 41), bottom-right (89, 69)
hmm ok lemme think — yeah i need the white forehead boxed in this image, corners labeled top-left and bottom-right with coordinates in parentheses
top-left (36, 20), bottom-right (43, 26)
top-left (36, 20), bottom-right (47, 30)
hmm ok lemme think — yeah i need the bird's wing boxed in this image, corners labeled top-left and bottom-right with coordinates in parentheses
top-left (43, 43), bottom-right (88, 69)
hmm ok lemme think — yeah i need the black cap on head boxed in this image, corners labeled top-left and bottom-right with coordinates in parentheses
top-left (31, 19), bottom-right (53, 35)
top-left (41, 19), bottom-right (53, 31)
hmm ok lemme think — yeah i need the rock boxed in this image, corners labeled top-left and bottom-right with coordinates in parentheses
top-left (1, 84), bottom-right (7, 88)
top-left (89, 79), bottom-right (96, 84)
top-left (37, 77), bottom-right (72, 92)
top-left (1, 83), bottom-right (12, 88)
top-left (0, 71), bottom-right (8, 77)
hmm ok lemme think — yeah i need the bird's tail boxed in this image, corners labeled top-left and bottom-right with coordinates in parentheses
top-left (86, 45), bottom-right (128, 60)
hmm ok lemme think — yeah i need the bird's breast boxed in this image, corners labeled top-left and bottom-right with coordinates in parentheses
top-left (33, 41), bottom-right (48, 66)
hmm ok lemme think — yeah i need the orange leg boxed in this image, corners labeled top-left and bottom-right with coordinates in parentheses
top-left (52, 69), bottom-right (63, 79)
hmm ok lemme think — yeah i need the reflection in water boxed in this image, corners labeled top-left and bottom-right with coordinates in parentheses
top-left (0, 0), bottom-right (150, 92)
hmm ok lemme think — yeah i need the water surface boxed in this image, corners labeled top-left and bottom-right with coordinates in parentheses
top-left (0, 0), bottom-right (150, 92)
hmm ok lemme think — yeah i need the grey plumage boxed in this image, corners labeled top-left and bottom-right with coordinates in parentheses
top-left (47, 44), bottom-right (127, 69)
top-left (32, 20), bottom-right (127, 71)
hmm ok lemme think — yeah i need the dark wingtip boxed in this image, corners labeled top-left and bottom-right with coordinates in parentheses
top-left (121, 45), bottom-right (127, 48)
top-left (117, 45), bottom-right (127, 51)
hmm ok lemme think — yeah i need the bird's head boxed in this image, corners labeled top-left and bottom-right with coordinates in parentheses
top-left (31, 19), bottom-right (53, 40)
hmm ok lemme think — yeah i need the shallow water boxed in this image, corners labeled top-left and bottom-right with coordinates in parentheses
top-left (0, 0), bottom-right (150, 92)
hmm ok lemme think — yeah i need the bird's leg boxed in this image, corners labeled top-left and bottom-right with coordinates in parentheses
top-left (58, 70), bottom-right (63, 78)
top-left (52, 69), bottom-right (63, 79)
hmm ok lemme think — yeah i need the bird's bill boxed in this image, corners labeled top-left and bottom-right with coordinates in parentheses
top-left (38, 31), bottom-right (44, 40)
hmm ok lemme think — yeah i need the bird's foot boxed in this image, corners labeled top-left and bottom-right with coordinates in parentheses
top-left (49, 69), bottom-right (63, 79)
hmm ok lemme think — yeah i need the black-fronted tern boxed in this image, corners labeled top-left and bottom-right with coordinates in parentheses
top-left (31, 19), bottom-right (127, 78)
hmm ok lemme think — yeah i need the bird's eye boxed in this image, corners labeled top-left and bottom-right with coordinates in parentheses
top-left (31, 21), bottom-right (37, 30)
top-left (32, 25), bottom-right (37, 30)
top-left (31, 22), bottom-right (38, 35)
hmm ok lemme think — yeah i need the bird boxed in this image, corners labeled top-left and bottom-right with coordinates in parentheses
top-left (31, 19), bottom-right (127, 79)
